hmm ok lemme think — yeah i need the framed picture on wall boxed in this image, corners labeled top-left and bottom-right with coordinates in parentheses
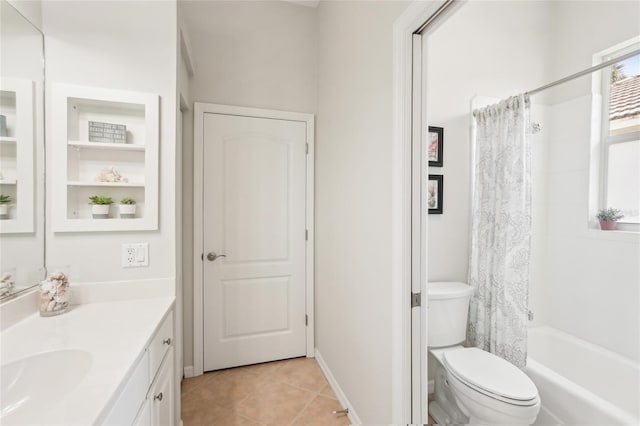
top-left (428, 126), bottom-right (444, 167)
top-left (428, 174), bottom-right (443, 214)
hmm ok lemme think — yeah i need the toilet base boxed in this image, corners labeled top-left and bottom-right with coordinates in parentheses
top-left (431, 364), bottom-right (468, 425)
top-left (430, 400), bottom-right (467, 426)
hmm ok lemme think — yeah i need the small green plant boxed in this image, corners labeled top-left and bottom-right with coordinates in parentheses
top-left (0, 194), bottom-right (11, 204)
top-left (596, 207), bottom-right (624, 222)
top-left (88, 195), bottom-right (114, 205)
top-left (120, 197), bottom-right (136, 205)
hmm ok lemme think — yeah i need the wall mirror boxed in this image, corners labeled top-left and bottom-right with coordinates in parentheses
top-left (0, 0), bottom-right (45, 300)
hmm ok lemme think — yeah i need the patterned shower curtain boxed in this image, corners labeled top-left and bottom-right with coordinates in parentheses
top-left (467, 94), bottom-right (532, 369)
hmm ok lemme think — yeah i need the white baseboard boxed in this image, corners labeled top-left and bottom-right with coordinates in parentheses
top-left (315, 349), bottom-right (362, 425)
top-left (183, 365), bottom-right (195, 378)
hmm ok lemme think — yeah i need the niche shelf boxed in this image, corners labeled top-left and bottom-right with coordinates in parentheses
top-left (52, 83), bottom-right (159, 232)
top-left (0, 78), bottom-right (35, 234)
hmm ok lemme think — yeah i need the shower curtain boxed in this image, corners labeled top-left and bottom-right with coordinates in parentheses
top-left (467, 94), bottom-right (532, 368)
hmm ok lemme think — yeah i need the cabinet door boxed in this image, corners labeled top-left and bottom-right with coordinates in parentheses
top-left (149, 348), bottom-right (174, 426)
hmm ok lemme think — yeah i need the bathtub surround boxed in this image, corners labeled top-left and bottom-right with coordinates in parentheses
top-left (467, 95), bottom-right (533, 368)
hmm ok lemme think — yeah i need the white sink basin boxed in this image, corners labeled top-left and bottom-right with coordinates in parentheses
top-left (1, 349), bottom-right (93, 424)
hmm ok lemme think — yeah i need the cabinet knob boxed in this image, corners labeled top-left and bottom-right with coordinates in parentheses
top-left (154, 392), bottom-right (163, 401)
top-left (163, 338), bottom-right (172, 346)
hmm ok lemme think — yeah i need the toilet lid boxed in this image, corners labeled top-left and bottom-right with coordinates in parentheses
top-left (443, 348), bottom-right (538, 403)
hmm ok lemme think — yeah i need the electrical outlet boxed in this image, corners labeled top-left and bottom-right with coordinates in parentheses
top-left (122, 243), bottom-right (149, 268)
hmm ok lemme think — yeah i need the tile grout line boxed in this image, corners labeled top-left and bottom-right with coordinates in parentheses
top-left (182, 358), bottom-right (343, 426)
top-left (287, 393), bottom-right (320, 426)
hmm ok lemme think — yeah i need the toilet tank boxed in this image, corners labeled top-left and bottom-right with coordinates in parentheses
top-left (428, 282), bottom-right (474, 347)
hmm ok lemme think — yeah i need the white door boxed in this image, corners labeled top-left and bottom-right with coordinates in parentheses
top-left (202, 112), bottom-right (308, 371)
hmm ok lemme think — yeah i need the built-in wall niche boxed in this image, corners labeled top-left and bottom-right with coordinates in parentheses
top-left (52, 83), bottom-right (159, 232)
top-left (0, 78), bottom-right (35, 233)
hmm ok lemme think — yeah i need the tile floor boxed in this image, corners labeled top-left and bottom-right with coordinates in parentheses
top-left (181, 357), bottom-right (351, 426)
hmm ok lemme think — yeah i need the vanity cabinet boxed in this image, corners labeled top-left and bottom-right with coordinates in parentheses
top-left (145, 348), bottom-right (175, 426)
top-left (51, 83), bottom-right (159, 232)
top-left (0, 77), bottom-right (35, 233)
top-left (102, 310), bottom-right (174, 426)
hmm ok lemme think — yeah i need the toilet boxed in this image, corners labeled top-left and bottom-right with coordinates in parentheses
top-left (428, 281), bottom-right (540, 425)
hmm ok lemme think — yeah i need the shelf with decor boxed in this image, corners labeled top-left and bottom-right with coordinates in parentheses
top-left (68, 140), bottom-right (146, 152)
top-left (0, 78), bottom-right (35, 233)
top-left (52, 83), bottom-right (159, 232)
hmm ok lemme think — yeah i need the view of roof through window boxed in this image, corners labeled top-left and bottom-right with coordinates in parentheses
top-left (606, 52), bottom-right (640, 224)
top-left (609, 53), bottom-right (640, 136)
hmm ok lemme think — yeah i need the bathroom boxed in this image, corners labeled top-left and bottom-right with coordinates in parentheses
top-left (1, 0), bottom-right (638, 425)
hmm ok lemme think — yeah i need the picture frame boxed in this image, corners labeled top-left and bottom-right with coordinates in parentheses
top-left (428, 174), bottom-right (443, 214)
top-left (428, 126), bottom-right (444, 167)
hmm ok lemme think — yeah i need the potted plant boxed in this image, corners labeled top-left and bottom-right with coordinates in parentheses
top-left (0, 194), bottom-right (12, 218)
top-left (596, 207), bottom-right (624, 230)
top-left (88, 195), bottom-right (113, 219)
top-left (119, 197), bottom-right (136, 218)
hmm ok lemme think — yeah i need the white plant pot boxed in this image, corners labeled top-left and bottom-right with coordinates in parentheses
top-left (91, 204), bottom-right (110, 219)
top-left (0, 203), bottom-right (9, 218)
top-left (119, 204), bottom-right (136, 218)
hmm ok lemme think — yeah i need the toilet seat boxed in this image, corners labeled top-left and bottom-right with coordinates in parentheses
top-left (443, 348), bottom-right (539, 407)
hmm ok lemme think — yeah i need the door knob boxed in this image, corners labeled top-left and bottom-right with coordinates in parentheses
top-left (207, 252), bottom-right (226, 261)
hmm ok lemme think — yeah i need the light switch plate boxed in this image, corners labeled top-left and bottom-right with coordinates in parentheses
top-left (122, 243), bottom-right (149, 268)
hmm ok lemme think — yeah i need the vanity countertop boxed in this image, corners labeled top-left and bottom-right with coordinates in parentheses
top-left (0, 296), bottom-right (175, 425)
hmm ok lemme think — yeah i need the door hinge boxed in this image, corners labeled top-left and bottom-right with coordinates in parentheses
top-left (305, 314), bottom-right (308, 326)
top-left (201, 253), bottom-right (204, 261)
top-left (306, 143), bottom-right (309, 154)
top-left (411, 292), bottom-right (421, 308)
top-left (305, 229), bottom-right (308, 241)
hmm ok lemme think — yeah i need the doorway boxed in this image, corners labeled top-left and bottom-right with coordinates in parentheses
top-left (192, 103), bottom-right (315, 375)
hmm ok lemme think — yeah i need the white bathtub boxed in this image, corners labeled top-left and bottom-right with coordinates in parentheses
top-left (526, 326), bottom-right (640, 426)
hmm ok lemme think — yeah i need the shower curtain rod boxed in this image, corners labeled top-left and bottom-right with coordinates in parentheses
top-left (526, 48), bottom-right (640, 96)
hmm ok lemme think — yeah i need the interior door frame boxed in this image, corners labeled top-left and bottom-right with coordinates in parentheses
top-left (392, 1), bottom-right (454, 424)
top-left (192, 103), bottom-right (315, 377)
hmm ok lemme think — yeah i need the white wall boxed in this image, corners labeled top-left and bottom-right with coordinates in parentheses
top-left (530, 1), bottom-right (640, 361)
top-left (425, 0), bottom-right (552, 283)
top-left (42, 1), bottom-right (177, 283)
top-left (180, 0), bottom-right (317, 370)
top-left (7, 0), bottom-right (41, 30)
top-left (315, 1), bottom-right (409, 422)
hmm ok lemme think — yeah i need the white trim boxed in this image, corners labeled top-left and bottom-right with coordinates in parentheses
top-left (410, 33), bottom-right (425, 424)
top-left (305, 113), bottom-right (316, 358)
top-left (392, 2), bottom-right (443, 424)
top-left (183, 365), bottom-right (195, 379)
top-left (193, 103), bottom-right (205, 376)
top-left (50, 83), bottom-right (160, 232)
top-left (192, 102), bottom-right (315, 376)
top-left (315, 349), bottom-right (362, 426)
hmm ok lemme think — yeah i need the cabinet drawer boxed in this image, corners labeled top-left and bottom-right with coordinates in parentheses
top-left (149, 311), bottom-right (173, 381)
top-left (102, 350), bottom-right (150, 426)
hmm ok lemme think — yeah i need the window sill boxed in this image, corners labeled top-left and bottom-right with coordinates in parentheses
top-left (583, 228), bottom-right (640, 243)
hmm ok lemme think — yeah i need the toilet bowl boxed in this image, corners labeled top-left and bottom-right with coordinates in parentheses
top-left (428, 282), bottom-right (540, 425)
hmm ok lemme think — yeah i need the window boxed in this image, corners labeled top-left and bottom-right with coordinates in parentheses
top-left (600, 44), bottom-right (640, 226)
